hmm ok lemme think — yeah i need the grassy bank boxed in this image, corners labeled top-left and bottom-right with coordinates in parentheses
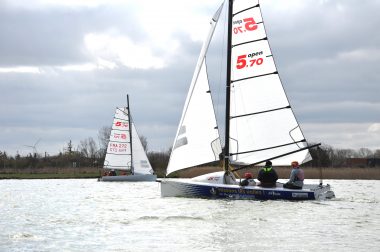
top-left (0, 172), bottom-right (100, 179)
top-left (0, 167), bottom-right (101, 179)
top-left (0, 166), bottom-right (379, 180)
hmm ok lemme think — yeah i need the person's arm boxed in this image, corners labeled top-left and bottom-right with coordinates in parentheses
top-left (289, 169), bottom-right (296, 182)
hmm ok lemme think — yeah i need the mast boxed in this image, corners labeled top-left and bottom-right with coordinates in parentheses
top-left (224, 0), bottom-right (233, 172)
top-left (126, 94), bottom-right (134, 174)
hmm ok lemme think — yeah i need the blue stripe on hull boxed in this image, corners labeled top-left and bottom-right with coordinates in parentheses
top-left (169, 182), bottom-right (315, 200)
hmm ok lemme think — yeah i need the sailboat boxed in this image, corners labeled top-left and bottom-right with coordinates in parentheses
top-left (159, 0), bottom-right (334, 200)
top-left (99, 95), bottom-right (157, 182)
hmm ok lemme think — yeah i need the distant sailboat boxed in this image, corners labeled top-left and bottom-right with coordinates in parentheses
top-left (159, 0), bottom-right (334, 200)
top-left (99, 95), bottom-right (156, 182)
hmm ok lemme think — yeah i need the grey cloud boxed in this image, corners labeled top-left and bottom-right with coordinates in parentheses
top-left (0, 4), bottom-right (143, 66)
top-left (1, 0), bottom-right (379, 155)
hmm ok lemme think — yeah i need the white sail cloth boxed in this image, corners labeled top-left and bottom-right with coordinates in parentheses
top-left (229, 0), bottom-right (311, 165)
top-left (166, 0), bottom-right (312, 176)
top-left (166, 5), bottom-right (223, 176)
top-left (104, 107), bottom-right (153, 175)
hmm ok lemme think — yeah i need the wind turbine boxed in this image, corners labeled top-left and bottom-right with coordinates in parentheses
top-left (24, 138), bottom-right (41, 156)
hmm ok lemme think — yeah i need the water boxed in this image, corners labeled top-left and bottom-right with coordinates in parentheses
top-left (0, 179), bottom-right (379, 252)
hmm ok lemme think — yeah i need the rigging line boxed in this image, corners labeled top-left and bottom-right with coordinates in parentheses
top-left (113, 117), bottom-right (128, 121)
top-left (209, 137), bottom-right (223, 160)
top-left (231, 71), bottom-right (278, 83)
top-left (116, 108), bottom-right (128, 116)
top-left (126, 94), bottom-right (134, 174)
top-left (233, 4), bottom-right (259, 16)
top-left (232, 34), bottom-right (266, 48)
top-left (230, 139), bottom-right (306, 156)
top-left (110, 129), bottom-right (130, 132)
top-left (105, 153), bottom-right (132, 156)
top-left (288, 125), bottom-right (304, 149)
top-left (231, 143), bottom-right (321, 172)
top-left (204, 57), bottom-right (221, 142)
top-left (104, 165), bottom-right (131, 168)
top-left (258, 2), bottom-right (309, 143)
top-left (108, 140), bottom-right (131, 144)
top-left (230, 105), bottom-right (291, 119)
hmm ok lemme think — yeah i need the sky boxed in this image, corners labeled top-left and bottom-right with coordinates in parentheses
top-left (0, 0), bottom-right (379, 157)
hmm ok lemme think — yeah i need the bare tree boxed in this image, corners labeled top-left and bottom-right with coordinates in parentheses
top-left (98, 126), bottom-right (111, 157)
top-left (374, 149), bottom-right (380, 158)
top-left (333, 148), bottom-right (355, 166)
top-left (357, 148), bottom-right (373, 158)
top-left (78, 137), bottom-right (97, 158)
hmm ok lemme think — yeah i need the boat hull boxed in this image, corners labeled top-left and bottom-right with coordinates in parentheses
top-left (159, 179), bottom-right (334, 200)
top-left (99, 174), bottom-right (157, 182)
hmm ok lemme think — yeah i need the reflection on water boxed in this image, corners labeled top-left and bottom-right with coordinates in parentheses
top-left (0, 179), bottom-right (379, 252)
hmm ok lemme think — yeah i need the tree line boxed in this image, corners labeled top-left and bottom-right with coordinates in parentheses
top-left (1, 126), bottom-right (379, 176)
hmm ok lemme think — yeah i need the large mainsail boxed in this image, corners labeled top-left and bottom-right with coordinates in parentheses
top-left (228, 0), bottom-right (311, 165)
top-left (166, 5), bottom-right (224, 176)
top-left (104, 107), bottom-right (132, 170)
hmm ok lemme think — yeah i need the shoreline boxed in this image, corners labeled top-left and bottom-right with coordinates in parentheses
top-left (0, 166), bottom-right (379, 180)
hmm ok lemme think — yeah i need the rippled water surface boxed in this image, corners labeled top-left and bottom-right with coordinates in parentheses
top-left (1, 179), bottom-right (379, 251)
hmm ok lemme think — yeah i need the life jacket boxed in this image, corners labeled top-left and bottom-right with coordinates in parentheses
top-left (263, 166), bottom-right (272, 172)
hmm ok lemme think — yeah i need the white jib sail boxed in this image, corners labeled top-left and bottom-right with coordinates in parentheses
top-left (229, 0), bottom-right (311, 166)
top-left (104, 107), bottom-right (132, 170)
top-left (131, 121), bottom-right (154, 175)
top-left (166, 5), bottom-right (224, 176)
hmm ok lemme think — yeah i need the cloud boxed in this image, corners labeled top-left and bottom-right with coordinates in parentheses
top-left (304, 123), bottom-right (380, 150)
top-left (84, 33), bottom-right (165, 69)
top-left (0, 66), bottom-right (41, 73)
top-left (0, 0), bottom-right (380, 156)
top-left (368, 123), bottom-right (380, 133)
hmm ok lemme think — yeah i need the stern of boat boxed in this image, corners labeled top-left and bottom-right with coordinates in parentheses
top-left (311, 184), bottom-right (335, 200)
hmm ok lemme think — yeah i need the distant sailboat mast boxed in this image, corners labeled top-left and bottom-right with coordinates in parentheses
top-left (126, 94), bottom-right (134, 175)
top-left (224, 0), bottom-right (233, 172)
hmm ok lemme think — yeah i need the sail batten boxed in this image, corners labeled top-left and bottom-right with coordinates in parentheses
top-left (233, 39), bottom-right (266, 48)
top-left (106, 153), bottom-right (132, 156)
top-left (231, 71), bottom-right (278, 83)
top-left (230, 105), bottom-right (291, 119)
top-left (230, 139), bottom-right (307, 156)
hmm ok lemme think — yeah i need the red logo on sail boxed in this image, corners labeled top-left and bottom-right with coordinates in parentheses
top-left (115, 121), bottom-right (129, 128)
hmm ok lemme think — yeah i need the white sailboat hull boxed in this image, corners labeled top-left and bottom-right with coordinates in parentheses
top-left (99, 174), bottom-right (157, 182)
top-left (159, 173), bottom-right (334, 200)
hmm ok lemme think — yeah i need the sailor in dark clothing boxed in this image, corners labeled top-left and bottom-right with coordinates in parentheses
top-left (257, 160), bottom-right (278, 187)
